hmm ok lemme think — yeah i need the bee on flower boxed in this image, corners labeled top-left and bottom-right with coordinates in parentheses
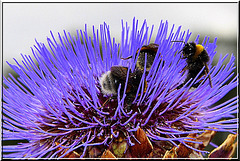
top-left (3, 18), bottom-right (238, 158)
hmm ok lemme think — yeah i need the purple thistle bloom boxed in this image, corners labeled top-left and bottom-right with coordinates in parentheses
top-left (3, 18), bottom-right (238, 158)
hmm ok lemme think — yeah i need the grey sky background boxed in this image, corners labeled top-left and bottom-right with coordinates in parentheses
top-left (2, 3), bottom-right (238, 76)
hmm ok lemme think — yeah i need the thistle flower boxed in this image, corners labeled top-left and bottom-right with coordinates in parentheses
top-left (3, 18), bottom-right (238, 158)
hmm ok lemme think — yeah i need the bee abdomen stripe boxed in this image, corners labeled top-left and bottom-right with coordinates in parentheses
top-left (193, 45), bottom-right (204, 60)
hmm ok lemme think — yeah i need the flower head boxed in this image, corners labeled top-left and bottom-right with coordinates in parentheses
top-left (3, 18), bottom-right (238, 158)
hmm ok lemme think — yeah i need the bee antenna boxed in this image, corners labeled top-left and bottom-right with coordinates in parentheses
top-left (171, 40), bottom-right (186, 44)
top-left (177, 49), bottom-right (183, 55)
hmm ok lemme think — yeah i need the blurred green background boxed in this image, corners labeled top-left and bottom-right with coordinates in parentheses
top-left (2, 2), bottom-right (238, 158)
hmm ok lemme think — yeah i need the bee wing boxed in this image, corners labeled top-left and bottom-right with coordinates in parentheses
top-left (203, 62), bottom-right (213, 88)
top-left (110, 66), bottom-right (129, 81)
top-left (110, 66), bottom-right (132, 93)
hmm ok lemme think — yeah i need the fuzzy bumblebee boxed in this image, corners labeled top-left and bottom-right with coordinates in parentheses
top-left (174, 41), bottom-right (213, 88)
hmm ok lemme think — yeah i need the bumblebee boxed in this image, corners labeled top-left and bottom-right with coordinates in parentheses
top-left (121, 43), bottom-right (160, 71)
top-left (173, 41), bottom-right (213, 88)
top-left (99, 66), bottom-right (147, 108)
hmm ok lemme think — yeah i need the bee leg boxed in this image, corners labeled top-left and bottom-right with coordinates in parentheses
top-left (126, 104), bottom-right (132, 113)
top-left (177, 74), bottom-right (192, 89)
top-left (204, 69), bottom-right (213, 88)
top-left (177, 83), bottom-right (184, 89)
top-left (208, 76), bottom-right (213, 88)
top-left (203, 62), bottom-right (213, 88)
top-left (177, 68), bottom-right (188, 89)
top-left (124, 95), bottom-right (134, 112)
top-left (192, 81), bottom-right (201, 88)
top-left (181, 66), bottom-right (188, 73)
top-left (98, 96), bottom-right (116, 109)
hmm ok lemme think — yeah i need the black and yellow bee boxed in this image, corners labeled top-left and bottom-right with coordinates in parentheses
top-left (173, 41), bottom-right (213, 88)
top-left (121, 43), bottom-right (160, 71)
